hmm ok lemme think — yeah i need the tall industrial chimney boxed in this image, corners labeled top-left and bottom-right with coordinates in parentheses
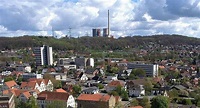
top-left (108, 10), bottom-right (110, 37)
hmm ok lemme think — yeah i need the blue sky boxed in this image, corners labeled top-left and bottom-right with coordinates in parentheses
top-left (0, 0), bottom-right (200, 38)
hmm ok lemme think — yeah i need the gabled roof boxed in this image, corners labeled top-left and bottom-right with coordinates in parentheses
top-left (37, 91), bottom-right (70, 101)
top-left (4, 80), bottom-right (18, 89)
top-left (21, 91), bottom-right (32, 99)
top-left (77, 94), bottom-right (111, 102)
top-left (28, 78), bottom-right (50, 86)
top-left (107, 80), bottom-right (125, 87)
top-left (126, 79), bottom-right (147, 86)
top-left (55, 88), bottom-right (67, 93)
top-left (21, 81), bottom-right (37, 90)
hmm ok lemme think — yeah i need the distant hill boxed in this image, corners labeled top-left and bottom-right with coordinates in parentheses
top-left (0, 35), bottom-right (199, 51)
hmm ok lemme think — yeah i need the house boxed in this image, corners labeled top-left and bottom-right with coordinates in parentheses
top-left (105, 80), bottom-right (126, 93)
top-left (76, 94), bottom-right (116, 108)
top-left (55, 88), bottom-right (67, 93)
top-left (0, 94), bottom-right (15, 108)
top-left (126, 79), bottom-right (147, 97)
top-left (21, 78), bottom-right (53, 92)
top-left (3, 89), bottom-right (39, 101)
top-left (2, 80), bottom-right (19, 91)
top-left (22, 73), bottom-right (43, 80)
top-left (18, 91), bottom-right (32, 102)
top-left (48, 72), bottom-right (67, 81)
top-left (76, 72), bottom-right (88, 81)
top-left (81, 87), bottom-right (99, 94)
top-left (15, 64), bottom-right (31, 73)
top-left (37, 91), bottom-right (75, 108)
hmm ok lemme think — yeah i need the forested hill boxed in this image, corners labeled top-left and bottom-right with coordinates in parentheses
top-left (0, 35), bottom-right (199, 51)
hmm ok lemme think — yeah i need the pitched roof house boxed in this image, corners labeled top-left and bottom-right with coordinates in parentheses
top-left (2, 80), bottom-right (19, 90)
top-left (37, 91), bottom-right (75, 108)
top-left (76, 94), bottom-right (116, 108)
top-left (21, 78), bottom-right (53, 92)
top-left (105, 80), bottom-right (126, 92)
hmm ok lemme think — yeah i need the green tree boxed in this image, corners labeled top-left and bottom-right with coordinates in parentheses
top-left (97, 83), bottom-right (104, 89)
top-left (130, 99), bottom-right (139, 106)
top-left (183, 99), bottom-right (192, 105)
top-left (144, 80), bottom-right (153, 95)
top-left (72, 85), bottom-right (81, 97)
top-left (28, 96), bottom-right (38, 108)
top-left (47, 100), bottom-right (66, 108)
top-left (4, 76), bottom-right (14, 82)
top-left (139, 97), bottom-right (150, 108)
top-left (129, 68), bottom-right (146, 78)
top-left (151, 96), bottom-right (169, 108)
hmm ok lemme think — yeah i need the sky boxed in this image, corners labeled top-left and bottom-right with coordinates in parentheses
top-left (0, 0), bottom-right (200, 38)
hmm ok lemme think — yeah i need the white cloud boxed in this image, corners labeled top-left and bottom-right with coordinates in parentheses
top-left (0, 0), bottom-right (199, 38)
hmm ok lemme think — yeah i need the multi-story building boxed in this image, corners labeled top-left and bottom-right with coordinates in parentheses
top-left (37, 91), bottom-right (75, 108)
top-left (0, 94), bottom-right (15, 108)
top-left (92, 28), bottom-right (101, 37)
top-left (103, 28), bottom-right (108, 37)
top-left (127, 63), bottom-right (159, 77)
top-left (75, 57), bottom-right (94, 69)
top-left (34, 45), bottom-right (53, 66)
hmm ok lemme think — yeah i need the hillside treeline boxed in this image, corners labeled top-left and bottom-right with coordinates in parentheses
top-left (0, 34), bottom-right (199, 51)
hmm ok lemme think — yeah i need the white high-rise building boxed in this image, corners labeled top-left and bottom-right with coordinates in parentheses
top-left (34, 45), bottom-right (53, 66)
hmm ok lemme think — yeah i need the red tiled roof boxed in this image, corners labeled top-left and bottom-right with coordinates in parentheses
top-left (37, 91), bottom-right (70, 101)
top-left (55, 88), bottom-right (67, 93)
top-left (22, 91), bottom-right (32, 99)
top-left (21, 81), bottom-right (37, 89)
top-left (5, 80), bottom-right (18, 89)
top-left (11, 89), bottom-right (25, 97)
top-left (108, 80), bottom-right (125, 87)
top-left (77, 94), bottom-right (111, 102)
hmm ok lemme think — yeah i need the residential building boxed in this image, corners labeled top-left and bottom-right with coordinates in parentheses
top-left (37, 91), bottom-right (75, 108)
top-left (105, 80), bottom-right (126, 93)
top-left (76, 94), bottom-right (116, 108)
top-left (2, 81), bottom-right (19, 91)
top-left (15, 64), bottom-right (31, 73)
top-left (22, 73), bottom-right (43, 80)
top-left (126, 79), bottom-right (147, 97)
top-left (21, 78), bottom-right (53, 92)
top-left (127, 63), bottom-right (159, 77)
top-left (34, 45), bottom-right (53, 66)
top-left (81, 87), bottom-right (99, 94)
top-left (0, 94), bottom-right (15, 108)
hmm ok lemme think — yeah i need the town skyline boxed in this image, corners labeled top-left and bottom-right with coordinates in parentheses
top-left (0, 0), bottom-right (200, 38)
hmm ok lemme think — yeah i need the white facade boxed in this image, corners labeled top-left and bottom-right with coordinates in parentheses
top-left (127, 63), bottom-right (159, 77)
top-left (80, 74), bottom-right (88, 81)
top-left (87, 58), bottom-right (94, 67)
top-left (67, 95), bottom-right (76, 108)
top-left (128, 85), bottom-right (145, 97)
top-left (34, 45), bottom-right (53, 66)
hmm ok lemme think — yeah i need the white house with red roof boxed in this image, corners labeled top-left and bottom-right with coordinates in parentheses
top-left (37, 91), bottom-right (75, 108)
